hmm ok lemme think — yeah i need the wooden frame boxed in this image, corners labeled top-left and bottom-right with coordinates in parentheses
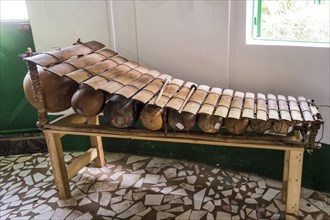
top-left (42, 113), bottom-right (304, 218)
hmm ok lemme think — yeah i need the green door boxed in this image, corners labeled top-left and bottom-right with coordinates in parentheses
top-left (0, 21), bottom-right (37, 134)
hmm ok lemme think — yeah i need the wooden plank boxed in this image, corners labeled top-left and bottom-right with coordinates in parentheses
top-left (288, 96), bottom-right (303, 122)
top-left (84, 59), bottom-right (118, 75)
top-left (44, 121), bottom-right (305, 151)
top-left (111, 56), bottom-right (128, 65)
top-left (166, 82), bottom-right (197, 111)
top-left (115, 70), bottom-right (161, 98)
top-left (43, 131), bottom-right (71, 199)
top-left (82, 76), bottom-right (108, 90)
top-left (150, 78), bottom-right (184, 108)
top-left (100, 70), bottom-right (142, 94)
top-left (88, 116), bottom-right (105, 167)
top-left (267, 94), bottom-right (279, 120)
top-left (214, 89), bottom-right (234, 117)
top-left (65, 69), bottom-right (93, 83)
top-left (132, 74), bottom-right (172, 103)
top-left (83, 65), bottom-right (131, 90)
top-left (286, 150), bottom-right (304, 217)
top-left (198, 87), bottom-right (222, 115)
top-left (46, 63), bottom-right (77, 77)
top-left (242, 92), bottom-right (255, 119)
top-left (278, 95), bottom-right (292, 121)
top-left (23, 40), bottom-right (104, 67)
top-left (298, 97), bottom-right (313, 122)
top-left (96, 48), bottom-right (118, 58)
top-left (256, 93), bottom-right (268, 121)
top-left (228, 91), bottom-right (245, 119)
top-left (282, 150), bottom-right (290, 203)
top-left (67, 148), bottom-right (98, 179)
top-left (65, 53), bottom-right (105, 69)
top-left (182, 85), bottom-right (210, 115)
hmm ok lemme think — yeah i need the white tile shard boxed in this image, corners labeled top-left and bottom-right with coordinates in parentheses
top-left (216, 211), bottom-right (231, 220)
top-left (117, 202), bottom-right (146, 219)
top-left (100, 192), bottom-right (112, 206)
top-left (202, 201), bottom-right (215, 212)
top-left (145, 194), bottom-right (164, 206)
top-left (175, 209), bottom-right (191, 220)
top-left (51, 208), bottom-right (72, 219)
top-left (163, 168), bottom-right (177, 179)
top-left (262, 188), bottom-right (280, 201)
top-left (194, 189), bottom-right (206, 210)
top-left (96, 207), bottom-right (116, 216)
top-left (111, 200), bottom-right (133, 213)
top-left (120, 174), bottom-right (141, 188)
top-left (300, 198), bottom-right (320, 213)
top-left (78, 197), bottom-right (91, 206)
top-left (144, 174), bottom-right (160, 184)
top-left (190, 210), bottom-right (207, 220)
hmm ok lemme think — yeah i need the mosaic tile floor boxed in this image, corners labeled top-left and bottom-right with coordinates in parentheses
top-left (0, 152), bottom-right (329, 220)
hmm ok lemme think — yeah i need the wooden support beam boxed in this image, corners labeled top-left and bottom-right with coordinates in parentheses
top-left (282, 150), bottom-right (290, 203)
top-left (44, 131), bottom-right (71, 199)
top-left (67, 148), bottom-right (98, 179)
top-left (87, 116), bottom-right (105, 167)
top-left (286, 150), bottom-right (304, 217)
top-left (43, 124), bottom-right (304, 151)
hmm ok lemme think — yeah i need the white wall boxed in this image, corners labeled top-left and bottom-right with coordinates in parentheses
top-left (112, 1), bottom-right (229, 87)
top-left (27, 0), bottom-right (329, 143)
top-left (26, 0), bottom-right (113, 52)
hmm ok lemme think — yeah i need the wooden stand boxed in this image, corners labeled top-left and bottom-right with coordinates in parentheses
top-left (42, 113), bottom-right (304, 218)
top-left (43, 115), bottom-right (105, 199)
top-left (24, 56), bottom-right (306, 219)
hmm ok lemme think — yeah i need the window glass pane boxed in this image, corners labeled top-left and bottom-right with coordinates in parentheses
top-left (1, 0), bottom-right (29, 21)
top-left (260, 0), bottom-right (329, 43)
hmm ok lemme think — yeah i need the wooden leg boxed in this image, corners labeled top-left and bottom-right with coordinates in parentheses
top-left (88, 116), bottom-right (105, 167)
top-left (282, 150), bottom-right (290, 202)
top-left (285, 150), bottom-right (304, 217)
top-left (44, 131), bottom-right (71, 199)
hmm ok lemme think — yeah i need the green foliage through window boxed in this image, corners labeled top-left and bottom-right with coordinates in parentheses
top-left (252, 0), bottom-right (330, 44)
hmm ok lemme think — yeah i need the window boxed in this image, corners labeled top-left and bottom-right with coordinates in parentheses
top-left (246, 0), bottom-right (330, 47)
top-left (0, 0), bottom-right (29, 21)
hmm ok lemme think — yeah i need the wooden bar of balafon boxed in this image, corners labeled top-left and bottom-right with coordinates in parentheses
top-left (138, 78), bottom-right (184, 131)
top-left (179, 84), bottom-right (210, 131)
top-left (275, 95), bottom-right (293, 135)
top-left (250, 93), bottom-right (271, 134)
top-left (22, 40), bottom-right (324, 150)
top-left (70, 56), bottom-right (128, 116)
top-left (224, 91), bottom-right (249, 135)
top-left (135, 74), bottom-right (172, 131)
top-left (23, 41), bottom-right (114, 112)
top-left (213, 89), bottom-right (234, 133)
top-left (100, 66), bottom-right (163, 128)
top-left (70, 57), bottom-right (138, 116)
top-left (166, 82), bottom-right (198, 131)
top-left (198, 87), bottom-right (223, 133)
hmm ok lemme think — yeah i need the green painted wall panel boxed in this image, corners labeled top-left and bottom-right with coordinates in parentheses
top-left (0, 22), bottom-right (37, 133)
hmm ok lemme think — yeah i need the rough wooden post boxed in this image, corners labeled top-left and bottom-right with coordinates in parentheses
top-left (286, 150), bottom-right (304, 217)
top-left (87, 115), bottom-right (105, 167)
top-left (44, 131), bottom-right (71, 199)
top-left (26, 49), bottom-right (48, 127)
top-left (282, 150), bottom-right (290, 202)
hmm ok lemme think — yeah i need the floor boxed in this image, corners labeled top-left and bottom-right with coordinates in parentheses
top-left (0, 152), bottom-right (329, 220)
